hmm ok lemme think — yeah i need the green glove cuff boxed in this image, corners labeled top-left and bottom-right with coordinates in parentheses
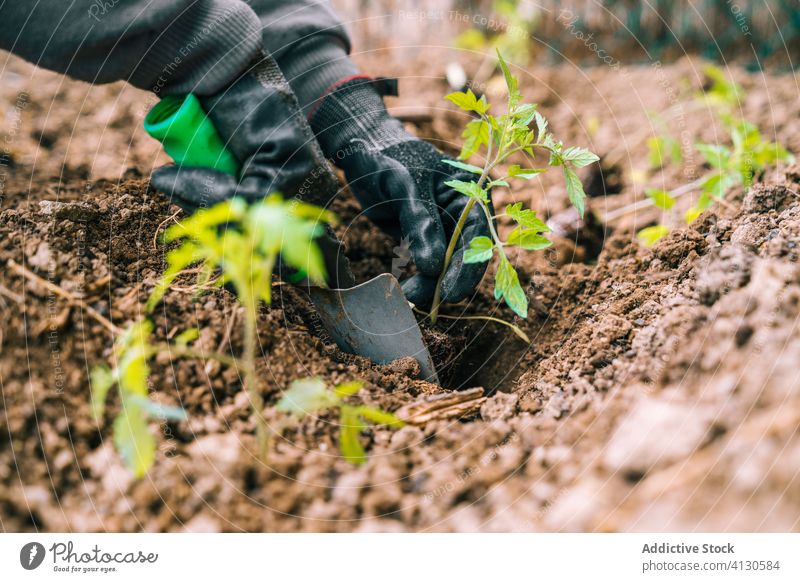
top-left (144, 94), bottom-right (240, 176)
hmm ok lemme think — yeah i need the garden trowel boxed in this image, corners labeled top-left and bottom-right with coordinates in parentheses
top-left (144, 94), bottom-right (439, 384)
top-left (308, 274), bottom-right (438, 383)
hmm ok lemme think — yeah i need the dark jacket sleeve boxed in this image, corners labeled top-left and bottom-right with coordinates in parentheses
top-left (247, 0), bottom-right (358, 112)
top-left (0, 0), bottom-right (264, 95)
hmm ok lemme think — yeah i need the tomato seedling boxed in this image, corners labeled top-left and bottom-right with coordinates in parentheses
top-left (147, 194), bottom-right (335, 454)
top-left (431, 49), bottom-right (598, 323)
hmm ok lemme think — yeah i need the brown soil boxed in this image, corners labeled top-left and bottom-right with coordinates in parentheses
top-left (1, 49), bottom-right (799, 532)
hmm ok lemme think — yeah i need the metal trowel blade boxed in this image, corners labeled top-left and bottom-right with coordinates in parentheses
top-left (308, 273), bottom-right (438, 383)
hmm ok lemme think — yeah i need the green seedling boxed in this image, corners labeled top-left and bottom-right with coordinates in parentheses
top-left (146, 194), bottom-right (334, 454)
top-left (431, 49), bottom-right (598, 323)
top-left (646, 112), bottom-right (683, 170)
top-left (638, 66), bottom-right (794, 246)
top-left (276, 378), bottom-right (403, 464)
top-left (90, 320), bottom-right (188, 477)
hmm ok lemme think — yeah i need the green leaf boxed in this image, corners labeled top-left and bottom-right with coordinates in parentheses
top-left (174, 328), bottom-right (199, 348)
top-left (334, 381), bottom-right (363, 399)
top-left (563, 166), bottom-right (586, 218)
top-left (701, 172), bottom-right (736, 199)
top-left (696, 143), bottom-right (731, 169)
top-left (506, 202), bottom-right (549, 232)
top-left (459, 119), bottom-right (490, 160)
top-left (444, 179), bottom-right (488, 202)
top-left (113, 401), bottom-right (156, 478)
top-left (561, 146), bottom-right (599, 168)
top-left (645, 188), bottom-right (676, 210)
top-left (442, 159), bottom-right (483, 175)
top-left (463, 236), bottom-right (495, 264)
top-left (512, 103), bottom-right (537, 125)
top-left (533, 111), bottom-right (548, 141)
top-left (445, 89), bottom-right (489, 115)
top-left (496, 49), bottom-right (520, 108)
top-left (445, 89), bottom-right (477, 111)
top-left (339, 407), bottom-right (367, 464)
top-left (90, 365), bottom-right (114, 421)
top-left (685, 192), bottom-right (714, 224)
top-left (507, 227), bottom-right (552, 250)
top-left (637, 224), bottom-right (671, 247)
top-left (508, 165), bottom-right (544, 180)
top-left (276, 377), bottom-right (338, 417)
top-left (129, 395), bottom-right (187, 422)
top-left (495, 257), bottom-right (528, 318)
top-left (356, 406), bottom-right (404, 427)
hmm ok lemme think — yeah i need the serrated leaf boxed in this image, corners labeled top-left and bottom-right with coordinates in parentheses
top-left (90, 365), bottom-right (114, 421)
top-left (464, 236), bottom-right (495, 263)
top-left (276, 377), bottom-right (338, 417)
top-left (488, 179), bottom-right (510, 188)
top-left (114, 401), bottom-right (156, 478)
top-left (334, 381), bottom-right (363, 398)
top-left (444, 179), bottom-right (488, 202)
top-left (174, 328), bottom-right (199, 347)
top-left (339, 407), bottom-right (367, 464)
top-left (507, 227), bottom-right (552, 250)
top-left (460, 119), bottom-right (490, 160)
top-left (496, 49), bottom-right (520, 108)
top-left (508, 165), bottom-right (544, 180)
top-left (495, 257), bottom-right (528, 318)
top-left (445, 89), bottom-right (477, 111)
top-left (637, 224), bottom-right (671, 247)
top-left (506, 202), bottom-right (549, 232)
top-left (356, 406), bottom-right (404, 427)
top-left (701, 172), bottom-right (735, 199)
top-left (533, 111), bottom-right (548, 141)
top-left (563, 166), bottom-right (586, 218)
top-left (445, 89), bottom-right (489, 115)
top-left (561, 146), bottom-right (599, 168)
top-left (442, 159), bottom-right (484, 175)
top-left (645, 188), bottom-right (676, 210)
top-left (513, 103), bottom-right (537, 125)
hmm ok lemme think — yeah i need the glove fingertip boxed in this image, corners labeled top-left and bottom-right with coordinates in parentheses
top-left (401, 274), bottom-right (438, 308)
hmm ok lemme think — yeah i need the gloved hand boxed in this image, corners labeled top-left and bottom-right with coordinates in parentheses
top-left (310, 77), bottom-right (492, 306)
top-left (150, 52), bottom-right (354, 289)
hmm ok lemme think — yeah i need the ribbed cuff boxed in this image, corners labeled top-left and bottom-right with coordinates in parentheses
top-left (309, 77), bottom-right (411, 160)
top-left (131, 0), bottom-right (263, 96)
top-left (276, 34), bottom-right (358, 115)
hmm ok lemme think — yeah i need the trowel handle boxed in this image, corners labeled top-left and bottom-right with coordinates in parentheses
top-left (144, 94), bottom-right (240, 176)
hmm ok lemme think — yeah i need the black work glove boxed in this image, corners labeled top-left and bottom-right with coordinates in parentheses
top-left (150, 52), bottom-right (353, 289)
top-left (310, 77), bottom-right (492, 307)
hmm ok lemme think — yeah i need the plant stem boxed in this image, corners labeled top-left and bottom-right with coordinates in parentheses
top-left (430, 121), bottom-right (496, 324)
top-left (152, 344), bottom-right (241, 368)
top-left (243, 301), bottom-right (268, 456)
top-left (414, 307), bottom-right (530, 343)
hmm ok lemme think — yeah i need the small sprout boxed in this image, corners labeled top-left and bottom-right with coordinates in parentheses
top-left (147, 195), bottom-right (335, 456)
top-left (431, 49), bottom-right (597, 325)
top-left (277, 378), bottom-right (404, 464)
top-left (90, 320), bottom-right (186, 478)
top-left (638, 71), bottom-right (794, 246)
